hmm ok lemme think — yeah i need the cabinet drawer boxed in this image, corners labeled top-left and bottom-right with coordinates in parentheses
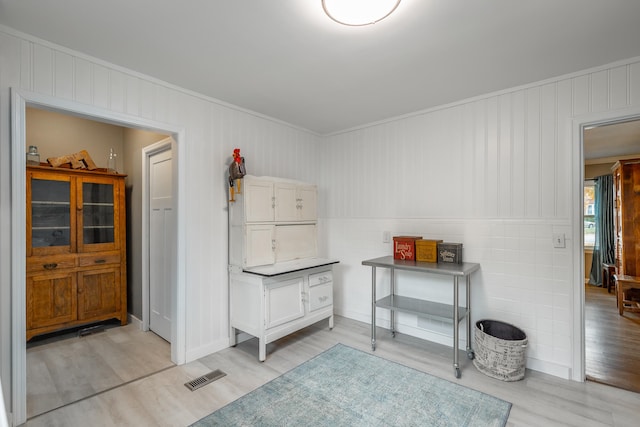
top-left (309, 270), bottom-right (332, 287)
top-left (27, 255), bottom-right (76, 273)
top-left (308, 282), bottom-right (333, 312)
top-left (78, 252), bottom-right (120, 267)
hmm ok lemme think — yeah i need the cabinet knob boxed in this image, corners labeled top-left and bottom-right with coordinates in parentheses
top-left (94, 259), bottom-right (106, 264)
top-left (43, 263), bottom-right (58, 270)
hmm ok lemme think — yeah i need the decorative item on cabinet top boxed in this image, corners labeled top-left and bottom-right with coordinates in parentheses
top-left (228, 148), bottom-right (247, 202)
top-left (47, 149), bottom-right (97, 170)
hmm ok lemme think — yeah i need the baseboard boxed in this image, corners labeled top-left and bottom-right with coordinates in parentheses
top-left (127, 314), bottom-right (143, 330)
top-left (526, 357), bottom-right (572, 379)
top-left (186, 338), bottom-right (230, 363)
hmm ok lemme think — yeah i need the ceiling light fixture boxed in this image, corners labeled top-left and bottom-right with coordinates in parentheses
top-left (322, 0), bottom-right (402, 26)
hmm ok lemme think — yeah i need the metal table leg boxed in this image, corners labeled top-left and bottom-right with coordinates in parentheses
top-left (371, 266), bottom-right (376, 351)
top-left (390, 267), bottom-right (396, 337)
top-left (453, 275), bottom-right (460, 378)
top-left (466, 275), bottom-right (475, 360)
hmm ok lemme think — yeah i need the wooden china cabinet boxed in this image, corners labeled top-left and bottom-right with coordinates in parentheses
top-left (26, 165), bottom-right (127, 340)
top-left (612, 159), bottom-right (640, 276)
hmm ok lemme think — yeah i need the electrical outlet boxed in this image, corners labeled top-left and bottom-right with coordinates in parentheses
top-left (553, 233), bottom-right (565, 248)
top-left (383, 231), bottom-right (391, 243)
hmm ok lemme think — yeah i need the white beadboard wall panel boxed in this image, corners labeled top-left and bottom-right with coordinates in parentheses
top-left (556, 79), bottom-right (573, 219)
top-left (525, 87), bottom-right (541, 218)
top-left (19, 39), bottom-right (30, 90)
top-left (632, 63), bottom-right (640, 106)
top-left (73, 57), bottom-right (92, 105)
top-left (32, 43), bottom-right (53, 95)
top-left (540, 83), bottom-right (557, 218)
top-left (53, 50), bottom-right (74, 100)
top-left (472, 100), bottom-right (487, 217)
top-left (497, 94), bottom-right (511, 217)
top-left (591, 69), bottom-right (609, 112)
top-left (124, 74), bottom-right (140, 116)
top-left (107, 69), bottom-right (125, 113)
top-left (92, 63), bottom-right (110, 109)
top-left (511, 91), bottom-right (526, 217)
top-left (486, 97), bottom-right (499, 218)
top-left (325, 58), bottom-right (640, 379)
top-left (139, 78), bottom-right (155, 120)
top-left (610, 65), bottom-right (629, 110)
top-left (572, 74), bottom-right (590, 117)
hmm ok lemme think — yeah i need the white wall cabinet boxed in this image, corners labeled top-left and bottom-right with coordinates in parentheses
top-left (229, 267), bottom-right (334, 361)
top-left (230, 175), bottom-right (319, 269)
top-left (274, 182), bottom-right (317, 222)
top-left (240, 176), bottom-right (317, 223)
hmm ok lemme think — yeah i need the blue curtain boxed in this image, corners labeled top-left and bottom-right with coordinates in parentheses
top-left (589, 174), bottom-right (615, 286)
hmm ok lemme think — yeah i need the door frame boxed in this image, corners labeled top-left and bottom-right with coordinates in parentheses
top-left (10, 89), bottom-right (187, 424)
top-left (142, 138), bottom-right (174, 337)
top-left (571, 105), bottom-right (640, 383)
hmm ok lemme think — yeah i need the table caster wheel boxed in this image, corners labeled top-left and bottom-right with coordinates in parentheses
top-left (391, 331), bottom-right (396, 338)
top-left (454, 367), bottom-right (461, 379)
top-left (467, 350), bottom-right (475, 360)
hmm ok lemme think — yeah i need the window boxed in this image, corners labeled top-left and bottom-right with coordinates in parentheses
top-left (584, 180), bottom-right (595, 247)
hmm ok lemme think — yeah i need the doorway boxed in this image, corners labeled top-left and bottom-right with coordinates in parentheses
top-left (11, 89), bottom-right (187, 425)
top-left (579, 111), bottom-right (640, 392)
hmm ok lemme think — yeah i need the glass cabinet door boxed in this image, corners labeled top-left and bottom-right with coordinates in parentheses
top-left (78, 176), bottom-right (119, 252)
top-left (28, 172), bottom-right (75, 255)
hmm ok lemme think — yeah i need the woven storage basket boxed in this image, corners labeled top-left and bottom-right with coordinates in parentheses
top-left (473, 319), bottom-right (528, 381)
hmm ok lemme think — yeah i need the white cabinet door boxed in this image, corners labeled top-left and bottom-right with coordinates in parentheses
top-left (298, 185), bottom-right (317, 221)
top-left (245, 224), bottom-right (275, 267)
top-left (245, 178), bottom-right (274, 222)
top-left (265, 277), bottom-right (304, 329)
top-left (274, 182), bottom-right (298, 222)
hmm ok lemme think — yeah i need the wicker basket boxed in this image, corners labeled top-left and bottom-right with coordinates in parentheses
top-left (473, 319), bottom-right (528, 381)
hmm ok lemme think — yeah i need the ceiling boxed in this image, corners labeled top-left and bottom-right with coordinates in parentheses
top-left (2, 0), bottom-right (640, 140)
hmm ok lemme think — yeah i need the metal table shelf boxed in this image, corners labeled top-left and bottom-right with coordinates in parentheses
top-left (362, 255), bottom-right (481, 378)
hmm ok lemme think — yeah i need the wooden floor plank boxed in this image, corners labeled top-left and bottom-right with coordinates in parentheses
top-left (585, 283), bottom-right (640, 393)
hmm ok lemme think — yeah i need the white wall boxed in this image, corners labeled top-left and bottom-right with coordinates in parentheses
top-left (322, 59), bottom-right (640, 378)
top-left (0, 25), bottom-right (322, 414)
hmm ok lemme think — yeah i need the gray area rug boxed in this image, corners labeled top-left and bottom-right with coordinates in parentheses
top-left (192, 343), bottom-right (511, 426)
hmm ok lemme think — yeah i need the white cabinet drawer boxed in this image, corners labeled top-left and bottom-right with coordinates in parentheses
top-left (309, 270), bottom-right (332, 287)
top-left (308, 282), bottom-right (332, 312)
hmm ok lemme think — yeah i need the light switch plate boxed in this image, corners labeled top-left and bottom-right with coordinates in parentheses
top-left (553, 233), bottom-right (566, 248)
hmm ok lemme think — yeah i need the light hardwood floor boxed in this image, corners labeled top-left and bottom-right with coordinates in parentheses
top-left (26, 322), bottom-right (173, 419)
top-left (25, 316), bottom-right (639, 427)
top-left (585, 282), bottom-right (640, 393)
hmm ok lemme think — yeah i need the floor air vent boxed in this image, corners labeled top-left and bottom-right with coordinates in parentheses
top-left (185, 369), bottom-right (227, 391)
top-left (78, 325), bottom-right (106, 337)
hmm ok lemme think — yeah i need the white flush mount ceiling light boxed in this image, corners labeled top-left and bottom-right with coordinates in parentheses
top-left (322, 0), bottom-right (402, 26)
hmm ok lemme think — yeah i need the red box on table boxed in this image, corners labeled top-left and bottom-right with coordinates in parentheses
top-left (393, 236), bottom-right (422, 260)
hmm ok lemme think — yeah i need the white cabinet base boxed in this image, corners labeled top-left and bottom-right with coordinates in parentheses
top-left (229, 265), bottom-right (335, 361)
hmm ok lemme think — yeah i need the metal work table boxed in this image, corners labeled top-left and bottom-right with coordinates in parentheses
top-left (362, 255), bottom-right (481, 378)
